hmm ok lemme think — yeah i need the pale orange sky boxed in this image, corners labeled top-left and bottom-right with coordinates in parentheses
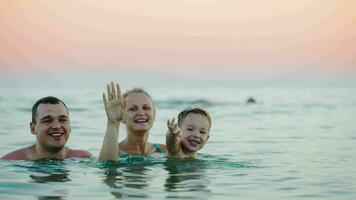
top-left (0, 0), bottom-right (355, 83)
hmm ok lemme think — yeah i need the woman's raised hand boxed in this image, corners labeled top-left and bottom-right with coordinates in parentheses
top-left (102, 81), bottom-right (124, 122)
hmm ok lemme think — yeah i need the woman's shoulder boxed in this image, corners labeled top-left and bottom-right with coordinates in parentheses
top-left (117, 141), bottom-right (166, 154)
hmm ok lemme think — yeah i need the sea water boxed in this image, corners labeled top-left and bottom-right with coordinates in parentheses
top-left (0, 82), bottom-right (355, 199)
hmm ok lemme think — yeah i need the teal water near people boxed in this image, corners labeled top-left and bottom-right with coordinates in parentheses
top-left (0, 83), bottom-right (355, 199)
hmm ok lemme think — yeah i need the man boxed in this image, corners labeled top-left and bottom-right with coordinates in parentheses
top-left (1, 96), bottom-right (92, 160)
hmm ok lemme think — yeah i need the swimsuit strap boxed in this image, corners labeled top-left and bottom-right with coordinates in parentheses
top-left (153, 144), bottom-right (164, 153)
top-left (118, 144), bottom-right (164, 155)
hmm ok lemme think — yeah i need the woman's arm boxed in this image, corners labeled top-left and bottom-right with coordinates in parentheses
top-left (98, 82), bottom-right (124, 161)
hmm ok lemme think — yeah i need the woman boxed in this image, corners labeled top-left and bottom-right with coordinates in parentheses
top-left (99, 82), bottom-right (166, 161)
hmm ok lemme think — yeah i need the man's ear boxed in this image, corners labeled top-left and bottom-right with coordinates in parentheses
top-left (30, 122), bottom-right (36, 135)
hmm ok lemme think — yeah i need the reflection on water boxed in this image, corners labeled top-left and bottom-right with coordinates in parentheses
top-left (164, 158), bottom-right (211, 198)
top-left (27, 160), bottom-right (71, 184)
top-left (26, 160), bottom-right (69, 200)
top-left (100, 156), bottom-right (213, 199)
top-left (38, 196), bottom-right (63, 200)
top-left (101, 156), bottom-right (154, 199)
top-left (122, 167), bottom-right (150, 190)
top-left (102, 163), bottom-right (124, 199)
top-left (1, 154), bottom-right (255, 200)
top-left (30, 173), bottom-right (70, 184)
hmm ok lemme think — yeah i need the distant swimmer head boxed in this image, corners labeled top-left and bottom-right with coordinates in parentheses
top-left (246, 97), bottom-right (256, 104)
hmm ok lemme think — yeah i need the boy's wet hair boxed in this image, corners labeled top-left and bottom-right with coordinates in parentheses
top-left (32, 96), bottom-right (68, 123)
top-left (122, 88), bottom-right (155, 109)
top-left (178, 107), bottom-right (212, 130)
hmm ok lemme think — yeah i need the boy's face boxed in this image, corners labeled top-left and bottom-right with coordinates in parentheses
top-left (180, 113), bottom-right (210, 153)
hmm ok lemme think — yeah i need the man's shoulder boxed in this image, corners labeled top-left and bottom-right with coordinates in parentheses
top-left (1, 146), bottom-right (33, 160)
top-left (66, 148), bottom-right (92, 158)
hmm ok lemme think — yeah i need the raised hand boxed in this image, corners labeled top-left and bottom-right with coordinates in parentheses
top-left (167, 118), bottom-right (181, 137)
top-left (102, 81), bottom-right (124, 122)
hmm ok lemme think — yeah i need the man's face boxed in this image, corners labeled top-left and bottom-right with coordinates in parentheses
top-left (31, 103), bottom-right (71, 152)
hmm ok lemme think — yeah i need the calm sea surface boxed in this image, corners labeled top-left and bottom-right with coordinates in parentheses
top-left (0, 83), bottom-right (355, 199)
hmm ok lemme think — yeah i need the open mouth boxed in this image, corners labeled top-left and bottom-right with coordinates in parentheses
top-left (134, 118), bottom-right (148, 123)
top-left (48, 132), bottom-right (64, 140)
top-left (188, 138), bottom-right (201, 147)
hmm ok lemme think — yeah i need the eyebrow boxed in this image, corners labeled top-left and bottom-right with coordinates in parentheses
top-left (40, 115), bottom-right (68, 121)
top-left (128, 104), bottom-right (152, 108)
top-left (186, 124), bottom-right (195, 128)
top-left (40, 116), bottom-right (51, 121)
top-left (58, 115), bottom-right (68, 119)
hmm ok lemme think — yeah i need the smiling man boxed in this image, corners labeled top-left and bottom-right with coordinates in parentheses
top-left (1, 96), bottom-right (92, 160)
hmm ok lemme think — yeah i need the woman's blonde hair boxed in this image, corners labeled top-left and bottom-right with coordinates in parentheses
top-left (122, 88), bottom-right (155, 109)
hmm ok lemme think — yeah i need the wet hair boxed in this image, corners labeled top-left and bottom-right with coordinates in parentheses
top-left (32, 96), bottom-right (68, 123)
top-left (246, 97), bottom-right (256, 104)
top-left (178, 107), bottom-right (212, 130)
top-left (122, 87), bottom-right (155, 108)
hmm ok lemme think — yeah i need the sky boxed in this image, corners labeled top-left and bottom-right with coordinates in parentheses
top-left (0, 0), bottom-right (355, 86)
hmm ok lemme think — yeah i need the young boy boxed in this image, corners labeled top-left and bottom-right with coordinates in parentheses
top-left (166, 107), bottom-right (212, 158)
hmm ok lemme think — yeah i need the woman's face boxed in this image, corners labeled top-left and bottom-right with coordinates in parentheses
top-left (123, 92), bottom-right (155, 133)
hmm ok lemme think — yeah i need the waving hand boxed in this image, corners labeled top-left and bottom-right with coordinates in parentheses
top-left (102, 81), bottom-right (124, 122)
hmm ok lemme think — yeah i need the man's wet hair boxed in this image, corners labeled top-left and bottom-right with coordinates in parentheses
top-left (32, 96), bottom-right (68, 123)
top-left (177, 107), bottom-right (212, 130)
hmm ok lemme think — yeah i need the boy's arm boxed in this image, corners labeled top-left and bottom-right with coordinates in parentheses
top-left (165, 118), bottom-right (182, 156)
top-left (98, 82), bottom-right (124, 161)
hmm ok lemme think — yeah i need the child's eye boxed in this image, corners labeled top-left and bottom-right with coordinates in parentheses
top-left (128, 107), bottom-right (137, 111)
top-left (200, 131), bottom-right (206, 134)
top-left (143, 106), bottom-right (151, 110)
top-left (187, 128), bottom-right (194, 131)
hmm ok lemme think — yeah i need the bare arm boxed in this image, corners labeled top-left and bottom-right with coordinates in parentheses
top-left (98, 82), bottom-right (124, 161)
top-left (98, 120), bottom-right (120, 161)
top-left (165, 118), bottom-right (182, 156)
top-left (1, 147), bottom-right (31, 160)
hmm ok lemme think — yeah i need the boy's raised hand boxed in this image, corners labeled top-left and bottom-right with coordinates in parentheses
top-left (167, 118), bottom-right (181, 137)
top-left (102, 81), bottom-right (124, 122)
